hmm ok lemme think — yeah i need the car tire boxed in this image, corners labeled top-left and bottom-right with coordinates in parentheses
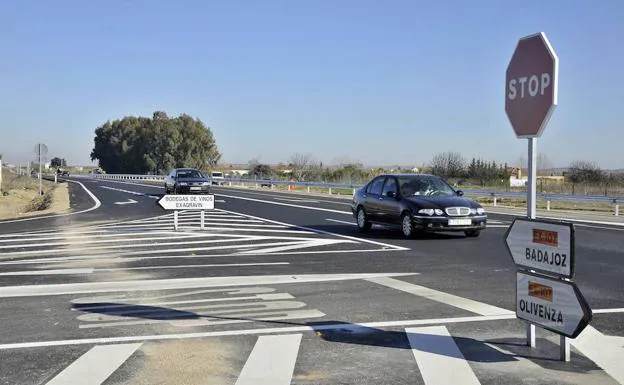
top-left (401, 212), bottom-right (414, 238)
top-left (465, 230), bottom-right (481, 238)
top-left (356, 207), bottom-right (372, 232)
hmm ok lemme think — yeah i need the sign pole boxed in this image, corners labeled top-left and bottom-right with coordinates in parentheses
top-left (174, 210), bottom-right (179, 231)
top-left (200, 210), bottom-right (205, 230)
top-left (526, 137), bottom-right (538, 347)
top-left (38, 144), bottom-right (43, 196)
top-left (0, 154), bottom-right (3, 194)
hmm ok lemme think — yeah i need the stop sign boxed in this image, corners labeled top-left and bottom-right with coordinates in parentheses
top-left (505, 32), bottom-right (559, 138)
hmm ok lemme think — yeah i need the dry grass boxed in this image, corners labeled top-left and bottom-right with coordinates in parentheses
top-left (0, 170), bottom-right (71, 220)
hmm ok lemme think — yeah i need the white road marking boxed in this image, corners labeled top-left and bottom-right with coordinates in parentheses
top-left (407, 326), bottom-right (481, 385)
top-left (0, 234), bottom-right (210, 250)
top-left (366, 277), bottom-right (513, 316)
top-left (216, 187), bottom-right (353, 206)
top-left (44, 343), bottom-right (142, 385)
top-left (0, 268), bottom-right (94, 276)
top-left (217, 193), bottom-right (352, 215)
top-left (488, 210), bottom-right (624, 227)
top-left (0, 314), bottom-right (516, 350)
top-left (239, 239), bottom-right (345, 254)
top-left (593, 308), bottom-right (624, 314)
top-left (0, 230), bottom-right (203, 243)
top-left (100, 185), bottom-right (151, 197)
top-left (96, 262), bottom-right (290, 272)
top-left (236, 334), bottom-right (302, 385)
top-left (570, 325), bottom-right (624, 384)
top-left (0, 239), bottom-right (356, 264)
top-left (114, 198), bottom-right (137, 205)
top-left (0, 247), bottom-right (402, 266)
top-left (326, 218), bottom-right (356, 226)
top-left (218, 208), bottom-right (409, 251)
top-left (0, 272), bottom-right (417, 298)
top-left (0, 180), bottom-right (101, 224)
top-left (274, 197), bottom-right (320, 203)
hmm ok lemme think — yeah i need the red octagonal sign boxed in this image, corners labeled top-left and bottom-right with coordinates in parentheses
top-left (505, 32), bottom-right (559, 138)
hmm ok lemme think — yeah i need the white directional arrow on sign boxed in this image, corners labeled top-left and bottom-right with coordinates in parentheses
top-left (516, 271), bottom-right (592, 338)
top-left (114, 199), bottom-right (137, 205)
top-left (505, 217), bottom-right (575, 278)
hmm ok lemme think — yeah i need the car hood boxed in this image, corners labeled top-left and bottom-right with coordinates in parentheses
top-left (404, 195), bottom-right (479, 208)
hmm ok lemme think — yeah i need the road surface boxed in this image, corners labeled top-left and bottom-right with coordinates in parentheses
top-left (0, 177), bottom-right (622, 385)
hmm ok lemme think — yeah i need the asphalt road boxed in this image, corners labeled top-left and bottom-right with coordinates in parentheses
top-left (0, 177), bottom-right (623, 385)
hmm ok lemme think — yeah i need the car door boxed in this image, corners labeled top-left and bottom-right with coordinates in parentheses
top-left (377, 176), bottom-right (401, 223)
top-left (362, 176), bottom-right (386, 221)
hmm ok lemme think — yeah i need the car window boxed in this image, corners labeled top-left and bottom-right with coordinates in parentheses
top-left (176, 170), bottom-right (204, 179)
top-left (366, 176), bottom-right (385, 195)
top-left (382, 177), bottom-right (398, 196)
top-left (399, 175), bottom-right (456, 197)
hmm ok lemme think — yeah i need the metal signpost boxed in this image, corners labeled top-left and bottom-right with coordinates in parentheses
top-left (505, 32), bottom-right (559, 348)
top-left (157, 194), bottom-right (215, 230)
top-left (505, 218), bottom-right (592, 361)
top-left (34, 143), bottom-right (48, 196)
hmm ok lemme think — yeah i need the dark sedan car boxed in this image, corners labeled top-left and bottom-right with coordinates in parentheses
top-left (351, 173), bottom-right (486, 238)
top-left (164, 168), bottom-right (211, 194)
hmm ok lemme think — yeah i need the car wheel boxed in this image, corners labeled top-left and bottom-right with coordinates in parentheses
top-left (401, 213), bottom-right (414, 238)
top-left (356, 207), bottom-right (372, 232)
top-left (465, 230), bottom-right (481, 238)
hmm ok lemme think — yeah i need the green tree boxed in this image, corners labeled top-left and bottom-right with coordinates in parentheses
top-left (90, 111), bottom-right (221, 174)
top-left (50, 157), bottom-right (67, 167)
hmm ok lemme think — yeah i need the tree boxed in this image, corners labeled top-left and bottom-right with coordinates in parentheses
top-left (90, 111), bottom-right (221, 174)
top-left (536, 153), bottom-right (552, 175)
top-left (289, 153), bottom-right (319, 181)
top-left (429, 152), bottom-right (465, 178)
top-left (251, 164), bottom-right (273, 178)
top-left (567, 160), bottom-right (604, 185)
top-left (50, 157), bottom-right (67, 167)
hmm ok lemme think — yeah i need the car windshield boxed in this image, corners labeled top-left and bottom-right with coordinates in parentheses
top-left (176, 170), bottom-right (204, 179)
top-left (398, 175), bottom-right (456, 197)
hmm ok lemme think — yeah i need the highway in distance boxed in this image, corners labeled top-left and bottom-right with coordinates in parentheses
top-left (0, 176), bottom-right (623, 385)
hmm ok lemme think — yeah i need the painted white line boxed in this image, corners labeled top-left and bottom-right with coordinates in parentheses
top-left (366, 277), bottom-right (514, 316)
top-left (0, 268), bottom-right (94, 276)
top-left (274, 197), bottom-right (320, 203)
top-left (0, 314), bottom-right (516, 350)
top-left (236, 334), bottom-right (302, 385)
top-left (0, 239), bottom-right (354, 264)
top-left (44, 343), bottom-right (142, 385)
top-left (0, 180), bottom-right (101, 224)
top-left (97, 262), bottom-right (290, 272)
top-left (0, 234), bottom-right (211, 250)
top-left (407, 326), bottom-right (481, 385)
top-left (593, 308), bottom-right (624, 314)
top-left (239, 239), bottom-right (345, 254)
top-left (216, 187), bottom-right (353, 206)
top-left (0, 247), bottom-right (402, 266)
top-left (487, 225), bottom-right (510, 228)
top-left (570, 325), bottom-right (624, 384)
top-left (218, 208), bottom-right (409, 251)
top-left (0, 231), bottom-right (203, 243)
top-left (217, 193), bottom-right (352, 215)
top-left (1, 236), bottom-right (271, 256)
top-left (326, 218), bottom-right (356, 226)
top-left (488, 210), bottom-right (624, 228)
top-left (0, 272), bottom-right (417, 298)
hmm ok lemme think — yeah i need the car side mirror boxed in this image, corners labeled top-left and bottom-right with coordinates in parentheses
top-left (456, 190), bottom-right (464, 196)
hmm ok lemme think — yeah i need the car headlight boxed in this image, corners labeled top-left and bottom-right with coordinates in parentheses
top-left (477, 208), bottom-right (485, 215)
top-left (179, 182), bottom-right (188, 186)
top-left (418, 209), bottom-right (444, 216)
top-left (202, 182), bottom-right (210, 186)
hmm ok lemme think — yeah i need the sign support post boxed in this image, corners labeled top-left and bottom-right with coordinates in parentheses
top-left (526, 137), bottom-right (538, 347)
top-left (158, 194), bottom-right (215, 231)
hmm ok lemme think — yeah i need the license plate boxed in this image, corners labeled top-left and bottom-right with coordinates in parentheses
top-left (190, 186), bottom-right (202, 191)
top-left (448, 218), bottom-right (472, 226)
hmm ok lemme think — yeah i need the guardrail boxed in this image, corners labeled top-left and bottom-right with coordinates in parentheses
top-left (89, 173), bottom-right (623, 215)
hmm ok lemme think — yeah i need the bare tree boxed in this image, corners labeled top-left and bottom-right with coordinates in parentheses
top-left (429, 152), bottom-right (465, 178)
top-left (568, 160), bottom-right (604, 184)
top-left (289, 153), bottom-right (319, 181)
top-left (536, 153), bottom-right (552, 175)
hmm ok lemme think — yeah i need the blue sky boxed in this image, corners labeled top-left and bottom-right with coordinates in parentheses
top-left (1, 0), bottom-right (623, 169)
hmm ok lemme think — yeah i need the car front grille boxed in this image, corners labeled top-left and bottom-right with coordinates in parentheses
top-left (445, 207), bottom-right (471, 216)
